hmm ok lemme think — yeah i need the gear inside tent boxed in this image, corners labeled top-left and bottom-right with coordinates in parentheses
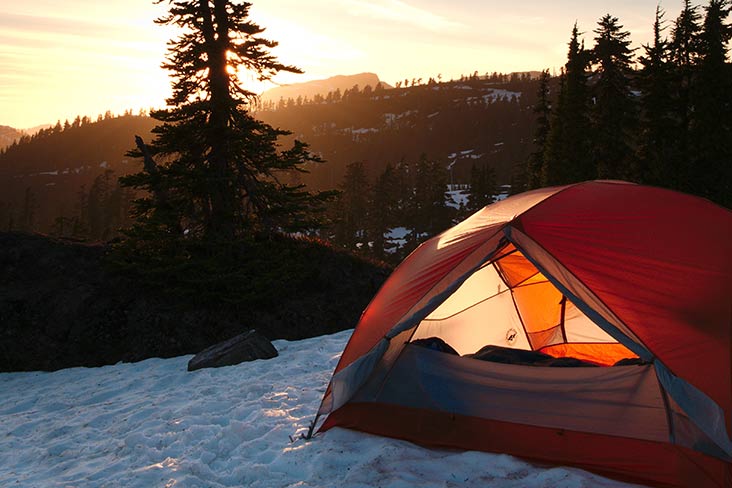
top-left (411, 242), bottom-right (637, 365)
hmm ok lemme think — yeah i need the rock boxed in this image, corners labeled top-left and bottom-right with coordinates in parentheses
top-left (187, 329), bottom-right (278, 371)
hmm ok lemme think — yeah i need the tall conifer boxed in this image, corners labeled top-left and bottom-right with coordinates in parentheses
top-left (637, 7), bottom-right (677, 186)
top-left (590, 14), bottom-right (638, 180)
top-left (690, 0), bottom-right (731, 206)
top-left (121, 0), bottom-right (331, 249)
top-left (367, 163), bottom-right (402, 260)
top-left (467, 163), bottom-right (497, 211)
top-left (332, 161), bottom-right (369, 249)
top-left (407, 155), bottom-right (451, 249)
top-left (670, 0), bottom-right (703, 187)
top-left (542, 24), bottom-right (593, 185)
top-left (526, 70), bottom-right (551, 190)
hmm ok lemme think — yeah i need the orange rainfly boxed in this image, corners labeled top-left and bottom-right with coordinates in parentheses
top-left (314, 181), bottom-right (732, 488)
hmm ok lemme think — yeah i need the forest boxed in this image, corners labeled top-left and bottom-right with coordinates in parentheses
top-left (525, 3), bottom-right (731, 211)
top-left (0, 0), bottom-right (729, 265)
top-left (0, 74), bottom-right (538, 252)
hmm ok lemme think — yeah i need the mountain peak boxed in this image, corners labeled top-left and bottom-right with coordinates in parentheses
top-left (260, 73), bottom-right (389, 103)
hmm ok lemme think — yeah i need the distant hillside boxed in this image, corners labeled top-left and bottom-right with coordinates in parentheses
top-left (260, 72), bottom-right (390, 104)
top-left (0, 126), bottom-right (23, 150)
top-left (0, 73), bottom-right (543, 235)
top-left (0, 115), bottom-right (157, 232)
top-left (24, 123), bottom-right (53, 136)
top-left (258, 74), bottom-right (541, 189)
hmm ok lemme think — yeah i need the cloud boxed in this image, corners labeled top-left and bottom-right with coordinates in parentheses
top-left (345, 0), bottom-right (464, 32)
top-left (0, 12), bottom-right (136, 39)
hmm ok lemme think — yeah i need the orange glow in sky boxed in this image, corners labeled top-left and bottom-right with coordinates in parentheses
top-left (1, 0), bottom-right (685, 129)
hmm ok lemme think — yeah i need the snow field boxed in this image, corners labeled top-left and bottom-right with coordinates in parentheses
top-left (0, 330), bottom-right (642, 487)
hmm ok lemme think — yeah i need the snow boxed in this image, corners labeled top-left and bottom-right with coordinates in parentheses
top-left (384, 110), bottom-right (417, 126)
top-left (385, 226), bottom-right (409, 251)
top-left (0, 331), bottom-right (642, 488)
top-left (447, 189), bottom-right (469, 209)
top-left (482, 89), bottom-right (522, 103)
top-left (348, 128), bottom-right (378, 135)
top-left (447, 149), bottom-right (483, 161)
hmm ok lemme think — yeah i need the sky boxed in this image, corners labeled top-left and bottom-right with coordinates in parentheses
top-left (1, 0), bottom-right (687, 129)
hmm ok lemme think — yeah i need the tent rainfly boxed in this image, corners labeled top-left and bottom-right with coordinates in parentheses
top-left (314, 180), bottom-right (732, 488)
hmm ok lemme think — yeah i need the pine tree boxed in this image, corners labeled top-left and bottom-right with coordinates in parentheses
top-left (670, 0), bottom-right (703, 187)
top-left (408, 155), bottom-right (451, 248)
top-left (690, 0), bottom-right (732, 206)
top-left (72, 185), bottom-right (90, 238)
top-left (367, 163), bottom-right (401, 259)
top-left (526, 69), bottom-right (551, 190)
top-left (542, 24), bottom-right (593, 185)
top-left (637, 6), bottom-right (678, 186)
top-left (467, 163), bottom-right (497, 212)
top-left (332, 161), bottom-right (370, 250)
top-left (88, 170), bottom-right (113, 240)
top-left (120, 0), bottom-right (332, 251)
top-left (590, 14), bottom-right (638, 180)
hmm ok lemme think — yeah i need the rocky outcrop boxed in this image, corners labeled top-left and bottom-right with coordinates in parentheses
top-left (0, 232), bottom-right (390, 372)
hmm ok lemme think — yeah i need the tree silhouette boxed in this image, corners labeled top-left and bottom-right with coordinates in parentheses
top-left (637, 6), bottom-right (677, 186)
top-left (467, 163), bottom-right (497, 212)
top-left (121, 0), bottom-right (332, 249)
top-left (689, 0), bottom-right (732, 206)
top-left (332, 161), bottom-right (369, 249)
top-left (590, 14), bottom-right (638, 179)
top-left (542, 24), bottom-right (593, 185)
top-left (670, 0), bottom-right (703, 184)
top-left (526, 69), bottom-right (551, 190)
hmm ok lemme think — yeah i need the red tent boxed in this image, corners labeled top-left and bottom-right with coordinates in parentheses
top-left (316, 181), bottom-right (732, 487)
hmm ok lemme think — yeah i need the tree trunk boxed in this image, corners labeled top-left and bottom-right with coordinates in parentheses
top-left (200, 0), bottom-right (236, 240)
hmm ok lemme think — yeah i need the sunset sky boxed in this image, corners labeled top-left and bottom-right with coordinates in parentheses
top-left (2, 0), bottom-right (686, 129)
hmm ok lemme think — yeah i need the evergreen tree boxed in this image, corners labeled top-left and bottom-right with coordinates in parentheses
top-left (73, 185), bottom-right (90, 238)
top-left (590, 14), bottom-right (638, 180)
top-left (542, 24), bottom-right (593, 185)
top-left (526, 69), bottom-right (551, 190)
top-left (120, 0), bottom-right (332, 252)
top-left (690, 0), bottom-right (732, 206)
top-left (407, 154), bottom-right (451, 248)
top-left (467, 163), bottom-right (497, 212)
top-left (670, 0), bottom-right (703, 187)
top-left (332, 161), bottom-right (369, 249)
top-left (637, 6), bottom-right (678, 186)
top-left (88, 170), bottom-right (113, 239)
top-left (367, 163), bottom-right (401, 259)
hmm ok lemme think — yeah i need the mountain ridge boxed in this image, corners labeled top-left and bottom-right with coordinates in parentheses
top-left (260, 72), bottom-right (390, 103)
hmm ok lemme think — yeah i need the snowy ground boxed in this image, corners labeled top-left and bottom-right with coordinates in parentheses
top-left (1, 330), bottom-right (643, 487)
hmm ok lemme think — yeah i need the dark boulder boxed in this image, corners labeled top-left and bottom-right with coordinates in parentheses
top-left (187, 329), bottom-right (278, 371)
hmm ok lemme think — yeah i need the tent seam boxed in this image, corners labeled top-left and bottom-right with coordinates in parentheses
top-left (504, 225), bottom-right (653, 358)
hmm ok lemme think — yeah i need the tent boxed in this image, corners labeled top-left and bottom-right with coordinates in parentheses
top-left (314, 181), bottom-right (732, 488)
